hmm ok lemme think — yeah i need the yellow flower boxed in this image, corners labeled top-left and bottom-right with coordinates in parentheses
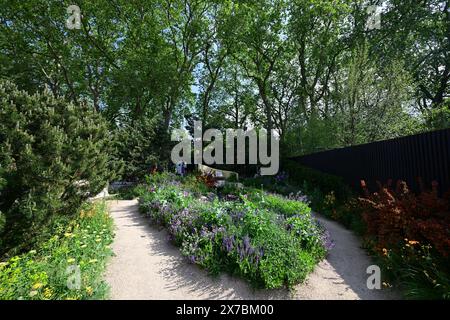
top-left (64, 232), bottom-right (73, 238)
top-left (43, 288), bottom-right (53, 299)
top-left (408, 240), bottom-right (419, 245)
top-left (382, 248), bottom-right (388, 256)
top-left (67, 258), bottom-right (76, 263)
top-left (85, 286), bottom-right (94, 296)
top-left (32, 282), bottom-right (44, 290)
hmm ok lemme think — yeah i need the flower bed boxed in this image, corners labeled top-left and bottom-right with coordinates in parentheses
top-left (0, 202), bottom-right (114, 300)
top-left (138, 173), bottom-right (330, 289)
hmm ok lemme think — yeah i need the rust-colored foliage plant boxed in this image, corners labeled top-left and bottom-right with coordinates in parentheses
top-left (196, 172), bottom-right (217, 188)
top-left (359, 179), bottom-right (450, 258)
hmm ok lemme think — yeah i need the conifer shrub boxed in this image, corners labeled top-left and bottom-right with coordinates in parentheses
top-left (0, 80), bottom-right (116, 255)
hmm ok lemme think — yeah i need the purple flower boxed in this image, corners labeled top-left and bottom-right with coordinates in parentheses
top-left (231, 210), bottom-right (245, 223)
top-left (236, 235), bottom-right (256, 261)
top-left (243, 235), bottom-right (251, 251)
top-left (222, 235), bottom-right (234, 253)
top-left (320, 230), bottom-right (335, 251)
top-left (252, 247), bottom-right (264, 265)
top-left (275, 171), bottom-right (288, 183)
top-left (200, 227), bottom-right (209, 238)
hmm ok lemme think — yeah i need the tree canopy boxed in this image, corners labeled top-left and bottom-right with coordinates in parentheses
top-left (1, 0), bottom-right (448, 167)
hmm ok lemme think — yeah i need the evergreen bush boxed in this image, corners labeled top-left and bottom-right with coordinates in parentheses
top-left (0, 80), bottom-right (116, 255)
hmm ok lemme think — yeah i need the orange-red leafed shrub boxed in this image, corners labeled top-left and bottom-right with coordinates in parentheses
top-left (359, 180), bottom-right (450, 257)
top-left (196, 172), bottom-right (216, 188)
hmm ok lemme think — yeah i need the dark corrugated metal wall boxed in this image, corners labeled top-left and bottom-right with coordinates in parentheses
top-left (290, 129), bottom-right (450, 193)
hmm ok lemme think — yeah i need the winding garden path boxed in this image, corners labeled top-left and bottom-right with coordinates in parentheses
top-left (105, 200), bottom-right (399, 300)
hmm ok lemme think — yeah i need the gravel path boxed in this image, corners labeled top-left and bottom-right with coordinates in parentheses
top-left (105, 200), bottom-right (399, 300)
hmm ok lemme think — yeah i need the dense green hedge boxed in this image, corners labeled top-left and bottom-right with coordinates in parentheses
top-left (282, 159), bottom-right (353, 202)
top-left (0, 80), bottom-right (116, 256)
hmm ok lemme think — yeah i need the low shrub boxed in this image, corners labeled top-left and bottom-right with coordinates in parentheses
top-left (109, 184), bottom-right (147, 200)
top-left (281, 160), bottom-right (364, 237)
top-left (359, 180), bottom-right (450, 258)
top-left (138, 174), bottom-right (328, 289)
top-left (329, 198), bottom-right (366, 236)
top-left (247, 192), bottom-right (311, 217)
top-left (380, 240), bottom-right (450, 300)
top-left (181, 174), bottom-right (210, 196)
top-left (359, 180), bottom-right (450, 299)
top-left (242, 175), bottom-right (298, 196)
top-left (282, 159), bottom-right (353, 203)
top-left (145, 171), bottom-right (181, 186)
top-left (0, 202), bottom-right (114, 300)
top-left (196, 172), bottom-right (217, 189)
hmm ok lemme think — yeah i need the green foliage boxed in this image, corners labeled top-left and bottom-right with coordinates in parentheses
top-left (109, 185), bottom-right (148, 200)
top-left (426, 101), bottom-right (450, 130)
top-left (330, 199), bottom-right (366, 236)
top-left (247, 192), bottom-right (311, 218)
top-left (114, 123), bottom-right (154, 181)
top-left (283, 160), bottom-right (353, 203)
top-left (242, 176), bottom-right (298, 195)
top-left (0, 1), bottom-right (446, 168)
top-left (0, 80), bottom-right (116, 256)
top-left (0, 202), bottom-right (114, 300)
top-left (178, 174), bottom-right (211, 196)
top-left (332, 46), bottom-right (420, 147)
top-left (239, 208), bottom-right (319, 289)
top-left (138, 175), bottom-right (327, 289)
top-left (379, 243), bottom-right (450, 300)
top-left (368, 0), bottom-right (449, 112)
top-left (220, 182), bottom-right (242, 196)
top-left (114, 117), bottom-right (169, 181)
